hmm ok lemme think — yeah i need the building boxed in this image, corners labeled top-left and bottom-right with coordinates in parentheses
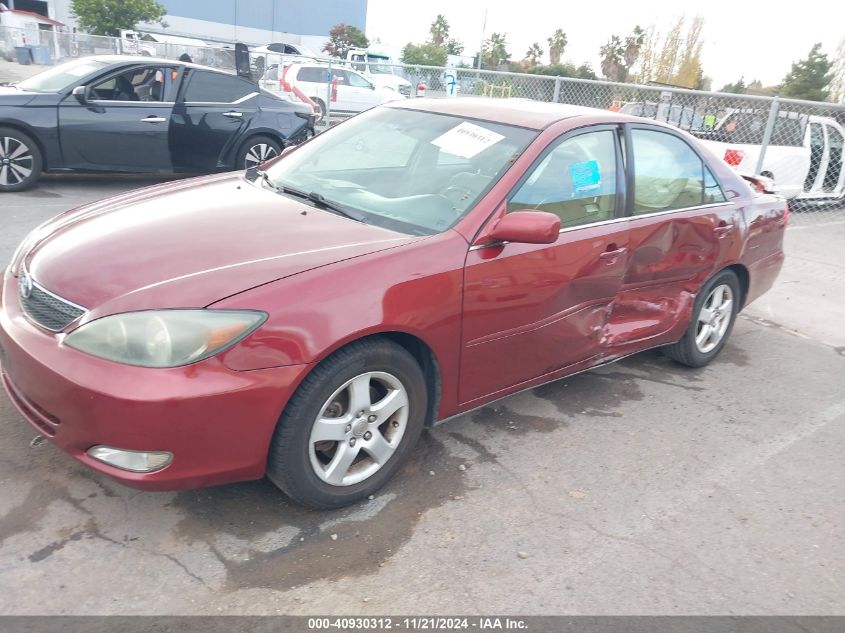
top-left (48, 0), bottom-right (368, 49)
top-left (0, 1), bottom-right (64, 50)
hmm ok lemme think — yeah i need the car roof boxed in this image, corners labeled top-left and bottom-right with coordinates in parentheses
top-left (85, 55), bottom-right (231, 75)
top-left (386, 97), bottom-right (640, 130)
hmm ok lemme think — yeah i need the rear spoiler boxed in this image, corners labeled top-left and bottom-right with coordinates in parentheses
top-left (739, 172), bottom-right (778, 195)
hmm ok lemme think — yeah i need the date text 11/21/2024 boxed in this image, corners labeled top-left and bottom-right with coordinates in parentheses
top-left (306, 617), bottom-right (528, 630)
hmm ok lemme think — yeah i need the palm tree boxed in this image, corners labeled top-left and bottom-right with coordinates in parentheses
top-left (429, 14), bottom-right (449, 48)
top-left (623, 25), bottom-right (645, 69)
top-left (524, 42), bottom-right (544, 67)
top-left (547, 29), bottom-right (568, 65)
top-left (599, 36), bottom-right (624, 81)
top-left (483, 32), bottom-right (510, 69)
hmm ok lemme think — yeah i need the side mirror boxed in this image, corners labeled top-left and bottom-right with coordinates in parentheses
top-left (72, 85), bottom-right (88, 104)
top-left (488, 211), bottom-right (560, 245)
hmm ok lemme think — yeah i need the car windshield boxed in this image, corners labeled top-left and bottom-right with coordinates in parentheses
top-left (17, 58), bottom-right (110, 92)
top-left (263, 107), bottom-right (538, 235)
top-left (368, 63), bottom-right (393, 75)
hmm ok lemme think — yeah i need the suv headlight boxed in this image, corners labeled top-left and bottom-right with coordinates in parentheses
top-left (65, 310), bottom-right (266, 368)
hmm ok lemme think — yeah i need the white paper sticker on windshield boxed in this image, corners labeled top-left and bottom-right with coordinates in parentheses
top-left (431, 122), bottom-right (505, 159)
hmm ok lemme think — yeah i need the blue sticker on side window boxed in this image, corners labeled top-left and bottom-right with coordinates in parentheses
top-left (570, 160), bottom-right (601, 194)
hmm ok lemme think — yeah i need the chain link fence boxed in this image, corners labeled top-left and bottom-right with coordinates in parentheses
top-left (2, 24), bottom-right (844, 224)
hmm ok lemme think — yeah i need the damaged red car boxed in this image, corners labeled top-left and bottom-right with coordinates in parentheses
top-left (0, 98), bottom-right (786, 508)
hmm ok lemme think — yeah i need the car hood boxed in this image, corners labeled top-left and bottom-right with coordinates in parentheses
top-left (0, 86), bottom-right (40, 105)
top-left (23, 174), bottom-right (418, 318)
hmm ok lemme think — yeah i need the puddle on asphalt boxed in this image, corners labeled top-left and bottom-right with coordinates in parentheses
top-left (171, 431), bottom-right (470, 591)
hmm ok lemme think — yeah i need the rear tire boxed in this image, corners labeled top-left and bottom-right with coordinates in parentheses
top-left (312, 98), bottom-right (327, 125)
top-left (237, 135), bottom-right (282, 170)
top-left (267, 339), bottom-right (427, 509)
top-left (0, 127), bottom-right (42, 192)
top-left (664, 269), bottom-right (741, 368)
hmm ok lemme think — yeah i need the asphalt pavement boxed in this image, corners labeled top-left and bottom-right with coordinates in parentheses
top-left (0, 176), bottom-right (843, 615)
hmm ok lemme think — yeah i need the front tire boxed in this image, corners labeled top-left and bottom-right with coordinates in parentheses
top-left (267, 339), bottom-right (428, 509)
top-left (237, 135), bottom-right (282, 170)
top-left (0, 127), bottom-right (42, 192)
top-left (664, 269), bottom-right (740, 368)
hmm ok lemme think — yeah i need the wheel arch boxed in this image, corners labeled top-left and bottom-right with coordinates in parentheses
top-left (307, 330), bottom-right (442, 427)
top-left (0, 121), bottom-right (48, 171)
top-left (231, 130), bottom-right (286, 167)
top-left (723, 263), bottom-right (750, 309)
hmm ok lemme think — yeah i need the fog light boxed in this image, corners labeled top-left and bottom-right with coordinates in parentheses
top-left (86, 446), bottom-right (173, 472)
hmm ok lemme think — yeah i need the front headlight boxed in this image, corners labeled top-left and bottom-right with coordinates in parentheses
top-left (65, 310), bottom-right (267, 368)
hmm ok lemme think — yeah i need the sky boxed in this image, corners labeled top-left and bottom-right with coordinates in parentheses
top-left (365, 0), bottom-right (845, 90)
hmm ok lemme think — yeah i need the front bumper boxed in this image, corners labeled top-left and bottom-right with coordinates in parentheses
top-left (0, 271), bottom-right (310, 491)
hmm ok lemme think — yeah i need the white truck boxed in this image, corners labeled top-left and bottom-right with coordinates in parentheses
top-left (345, 49), bottom-right (412, 97)
top-left (697, 109), bottom-right (845, 203)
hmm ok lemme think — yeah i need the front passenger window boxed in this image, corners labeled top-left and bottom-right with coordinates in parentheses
top-left (508, 130), bottom-right (618, 229)
top-left (89, 66), bottom-right (175, 102)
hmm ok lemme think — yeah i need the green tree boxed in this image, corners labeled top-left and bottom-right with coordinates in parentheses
top-left (780, 43), bottom-right (833, 102)
top-left (720, 77), bottom-right (747, 94)
top-left (70, 0), bottom-right (167, 36)
top-left (429, 14), bottom-right (449, 48)
top-left (322, 23), bottom-right (369, 58)
top-left (547, 29), bottom-right (567, 65)
top-left (482, 32), bottom-right (510, 69)
top-left (524, 42), bottom-right (544, 67)
top-left (526, 62), bottom-right (596, 80)
top-left (401, 42), bottom-right (448, 66)
top-left (446, 38), bottom-right (464, 55)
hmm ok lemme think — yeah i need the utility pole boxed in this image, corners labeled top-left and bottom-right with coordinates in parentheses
top-left (477, 8), bottom-right (487, 70)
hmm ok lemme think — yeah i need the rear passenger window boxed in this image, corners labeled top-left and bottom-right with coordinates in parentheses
top-left (297, 67), bottom-right (328, 83)
top-left (508, 130), bottom-right (618, 229)
top-left (184, 70), bottom-right (256, 103)
top-left (631, 129), bottom-right (724, 213)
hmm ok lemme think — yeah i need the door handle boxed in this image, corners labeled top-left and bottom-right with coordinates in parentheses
top-left (140, 116), bottom-right (167, 123)
top-left (713, 224), bottom-right (734, 237)
top-left (599, 246), bottom-right (627, 260)
top-left (223, 111), bottom-right (243, 118)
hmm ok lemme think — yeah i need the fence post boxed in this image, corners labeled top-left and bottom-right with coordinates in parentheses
top-left (325, 59), bottom-right (332, 127)
top-left (552, 76), bottom-right (561, 103)
top-left (755, 96), bottom-right (780, 175)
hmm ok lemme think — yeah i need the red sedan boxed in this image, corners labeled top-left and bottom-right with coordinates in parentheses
top-left (0, 99), bottom-right (786, 508)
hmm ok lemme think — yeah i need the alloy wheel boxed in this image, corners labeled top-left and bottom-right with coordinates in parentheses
top-left (0, 137), bottom-right (34, 187)
top-left (309, 371), bottom-right (409, 486)
top-left (244, 143), bottom-right (279, 169)
top-left (695, 283), bottom-right (734, 353)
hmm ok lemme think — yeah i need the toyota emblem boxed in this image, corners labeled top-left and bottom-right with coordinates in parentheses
top-left (19, 273), bottom-right (33, 299)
